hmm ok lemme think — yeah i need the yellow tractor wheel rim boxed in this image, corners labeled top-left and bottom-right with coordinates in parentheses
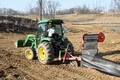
top-left (39, 47), bottom-right (45, 60)
top-left (26, 50), bottom-right (32, 59)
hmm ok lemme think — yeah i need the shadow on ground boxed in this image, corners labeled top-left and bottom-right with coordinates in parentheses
top-left (97, 50), bottom-right (120, 57)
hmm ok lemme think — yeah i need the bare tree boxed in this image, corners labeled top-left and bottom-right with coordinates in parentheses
top-left (114, 0), bottom-right (120, 11)
top-left (52, 1), bottom-right (61, 18)
top-left (27, 0), bottom-right (60, 18)
top-left (109, 1), bottom-right (116, 12)
top-left (0, 8), bottom-right (18, 16)
top-left (27, 4), bottom-right (35, 14)
top-left (38, 0), bottom-right (42, 20)
top-left (45, 0), bottom-right (60, 18)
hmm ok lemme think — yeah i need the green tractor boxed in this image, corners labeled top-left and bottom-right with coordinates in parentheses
top-left (15, 19), bottom-right (74, 64)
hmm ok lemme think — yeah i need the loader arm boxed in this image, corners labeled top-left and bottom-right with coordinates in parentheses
top-left (15, 34), bottom-right (36, 48)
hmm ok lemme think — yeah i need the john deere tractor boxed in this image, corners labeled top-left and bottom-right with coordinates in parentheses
top-left (15, 19), bottom-right (74, 64)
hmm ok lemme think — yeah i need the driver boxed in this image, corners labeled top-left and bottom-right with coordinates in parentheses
top-left (47, 24), bottom-right (56, 37)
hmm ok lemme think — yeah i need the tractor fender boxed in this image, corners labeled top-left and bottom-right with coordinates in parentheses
top-left (62, 37), bottom-right (68, 42)
top-left (40, 37), bottom-right (52, 43)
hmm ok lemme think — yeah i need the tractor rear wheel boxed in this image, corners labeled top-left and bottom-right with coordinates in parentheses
top-left (38, 42), bottom-right (54, 64)
top-left (25, 48), bottom-right (36, 60)
top-left (64, 39), bottom-right (74, 53)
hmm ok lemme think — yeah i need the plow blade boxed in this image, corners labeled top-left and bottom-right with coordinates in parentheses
top-left (81, 54), bottom-right (120, 77)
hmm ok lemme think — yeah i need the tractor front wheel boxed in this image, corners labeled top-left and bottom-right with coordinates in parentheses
top-left (38, 42), bottom-right (54, 64)
top-left (25, 48), bottom-right (36, 60)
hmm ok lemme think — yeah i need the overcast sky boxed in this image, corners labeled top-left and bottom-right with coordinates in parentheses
top-left (0, 0), bottom-right (113, 12)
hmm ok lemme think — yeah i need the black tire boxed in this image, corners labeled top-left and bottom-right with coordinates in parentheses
top-left (70, 61), bottom-right (81, 67)
top-left (38, 42), bottom-right (54, 64)
top-left (64, 38), bottom-right (74, 53)
top-left (25, 48), bottom-right (36, 60)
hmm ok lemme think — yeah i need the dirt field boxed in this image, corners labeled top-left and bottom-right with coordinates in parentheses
top-left (0, 14), bottom-right (120, 80)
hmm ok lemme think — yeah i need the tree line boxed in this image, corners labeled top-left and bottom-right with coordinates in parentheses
top-left (27, 0), bottom-right (60, 18)
top-left (1, 0), bottom-right (120, 18)
top-left (0, 8), bottom-right (20, 16)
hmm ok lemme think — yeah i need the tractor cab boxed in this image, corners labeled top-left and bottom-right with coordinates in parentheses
top-left (35, 19), bottom-right (70, 59)
top-left (37, 19), bottom-right (67, 40)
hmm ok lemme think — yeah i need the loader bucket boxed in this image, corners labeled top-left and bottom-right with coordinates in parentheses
top-left (15, 39), bottom-right (34, 48)
top-left (15, 40), bottom-right (25, 48)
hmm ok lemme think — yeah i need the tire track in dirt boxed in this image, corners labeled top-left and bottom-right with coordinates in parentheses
top-left (11, 55), bottom-right (120, 80)
top-left (51, 65), bottom-right (112, 80)
top-left (0, 49), bottom-right (95, 80)
top-left (6, 52), bottom-right (95, 80)
top-left (18, 66), bottom-right (47, 80)
top-left (54, 65), bottom-right (119, 80)
top-left (0, 48), bottom-right (120, 80)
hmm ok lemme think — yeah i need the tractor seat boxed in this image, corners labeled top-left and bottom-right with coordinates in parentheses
top-left (52, 33), bottom-right (60, 40)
